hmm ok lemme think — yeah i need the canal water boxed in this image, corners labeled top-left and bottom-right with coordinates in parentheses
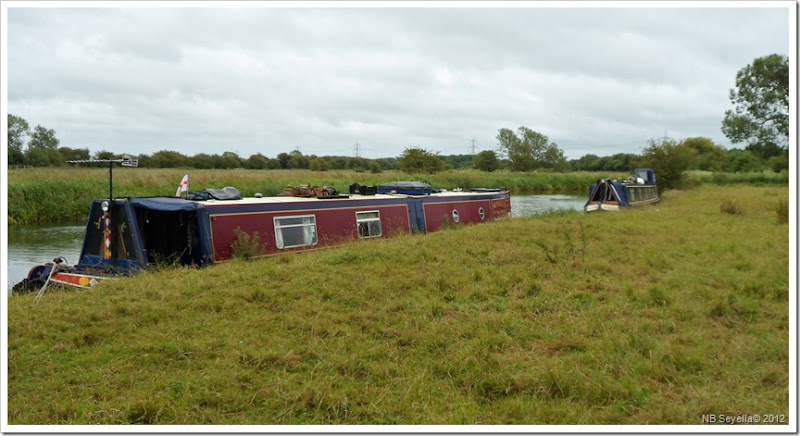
top-left (6, 194), bottom-right (585, 291)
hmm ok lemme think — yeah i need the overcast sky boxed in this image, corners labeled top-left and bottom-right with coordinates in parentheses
top-left (3, 2), bottom-right (792, 160)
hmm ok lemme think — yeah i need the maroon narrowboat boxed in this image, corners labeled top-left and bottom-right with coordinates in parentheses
top-left (14, 181), bottom-right (511, 292)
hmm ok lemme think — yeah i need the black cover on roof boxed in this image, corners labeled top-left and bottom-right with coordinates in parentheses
top-left (378, 181), bottom-right (432, 195)
top-left (202, 187), bottom-right (241, 200)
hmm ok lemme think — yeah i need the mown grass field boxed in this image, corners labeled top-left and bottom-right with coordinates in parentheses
top-left (7, 185), bottom-right (790, 425)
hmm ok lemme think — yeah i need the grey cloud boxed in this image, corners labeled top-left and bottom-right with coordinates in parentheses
top-left (6, 5), bottom-right (790, 159)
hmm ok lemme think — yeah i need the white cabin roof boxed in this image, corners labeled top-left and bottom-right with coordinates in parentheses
top-left (194, 190), bottom-right (506, 206)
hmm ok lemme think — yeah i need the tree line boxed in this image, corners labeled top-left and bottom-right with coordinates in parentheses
top-left (5, 114), bottom-right (786, 175)
top-left (7, 54), bottom-right (787, 177)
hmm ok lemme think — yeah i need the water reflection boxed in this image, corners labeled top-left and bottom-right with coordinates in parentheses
top-left (510, 194), bottom-right (585, 217)
top-left (7, 224), bottom-right (85, 291)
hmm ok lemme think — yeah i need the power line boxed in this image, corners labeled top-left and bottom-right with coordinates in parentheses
top-left (353, 142), bottom-right (361, 158)
top-left (469, 137), bottom-right (478, 155)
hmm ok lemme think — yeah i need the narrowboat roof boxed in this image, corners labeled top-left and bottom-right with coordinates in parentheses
top-left (125, 189), bottom-right (508, 208)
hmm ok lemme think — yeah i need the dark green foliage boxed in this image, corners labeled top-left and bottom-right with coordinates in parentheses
top-left (680, 137), bottom-right (727, 171)
top-left (309, 158), bottom-right (329, 172)
top-left (149, 150), bottom-right (189, 168)
top-left (244, 153), bottom-right (270, 169)
top-left (58, 147), bottom-right (90, 162)
top-left (721, 54), bottom-right (788, 158)
top-left (443, 154), bottom-right (475, 170)
top-left (570, 152), bottom-right (638, 172)
top-left (474, 150), bottom-right (499, 172)
top-left (723, 148), bottom-right (765, 172)
top-left (396, 147), bottom-right (445, 173)
top-left (7, 114), bottom-right (29, 165)
top-left (25, 125), bottom-right (63, 166)
top-left (636, 138), bottom-right (695, 192)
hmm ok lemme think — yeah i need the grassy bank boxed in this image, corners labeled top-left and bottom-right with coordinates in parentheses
top-left (684, 170), bottom-right (789, 187)
top-left (7, 168), bottom-right (617, 225)
top-left (7, 185), bottom-right (789, 425)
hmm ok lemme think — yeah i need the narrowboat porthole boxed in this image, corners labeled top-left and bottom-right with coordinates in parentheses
top-left (452, 210), bottom-right (460, 223)
top-left (478, 207), bottom-right (485, 220)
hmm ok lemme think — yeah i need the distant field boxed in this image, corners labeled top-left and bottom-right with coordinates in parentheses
top-left (7, 167), bottom-right (618, 225)
top-left (7, 185), bottom-right (789, 425)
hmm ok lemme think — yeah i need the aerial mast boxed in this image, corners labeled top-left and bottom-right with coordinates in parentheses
top-left (66, 155), bottom-right (138, 262)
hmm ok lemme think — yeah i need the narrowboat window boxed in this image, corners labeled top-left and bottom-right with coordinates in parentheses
top-left (479, 207), bottom-right (485, 220)
top-left (452, 209), bottom-right (460, 223)
top-left (274, 215), bottom-right (318, 249)
top-left (356, 210), bottom-right (381, 238)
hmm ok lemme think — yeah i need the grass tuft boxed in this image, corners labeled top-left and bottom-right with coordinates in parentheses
top-left (719, 199), bottom-right (742, 215)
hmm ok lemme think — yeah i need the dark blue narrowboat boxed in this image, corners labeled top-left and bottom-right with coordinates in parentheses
top-left (585, 168), bottom-right (660, 212)
top-left (15, 182), bottom-right (511, 293)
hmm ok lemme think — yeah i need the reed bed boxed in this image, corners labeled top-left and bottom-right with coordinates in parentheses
top-left (8, 167), bottom-right (788, 226)
top-left (7, 168), bottom-right (616, 225)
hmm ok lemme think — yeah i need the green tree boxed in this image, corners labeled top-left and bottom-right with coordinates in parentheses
top-left (767, 148), bottom-right (789, 173)
top-left (244, 153), bottom-right (269, 169)
top-left (443, 154), bottom-right (475, 170)
top-left (219, 152), bottom-right (242, 169)
top-left (397, 147), bottom-right (445, 173)
top-left (373, 158), bottom-right (395, 171)
top-left (309, 157), bottom-right (329, 171)
top-left (570, 153), bottom-right (601, 171)
top-left (496, 127), bottom-right (566, 171)
top-left (636, 138), bottom-right (695, 192)
top-left (266, 158), bottom-right (281, 169)
top-left (287, 150), bottom-right (309, 169)
top-left (276, 152), bottom-right (291, 169)
top-left (189, 153), bottom-right (216, 169)
top-left (136, 153), bottom-right (151, 168)
top-left (474, 150), bottom-right (499, 172)
top-left (368, 161), bottom-right (383, 173)
top-left (680, 137), bottom-right (727, 171)
top-left (58, 147), bottom-right (90, 162)
top-left (94, 150), bottom-right (118, 160)
top-left (723, 148), bottom-right (765, 172)
top-left (721, 54), bottom-right (788, 160)
top-left (149, 150), bottom-right (188, 168)
top-left (347, 157), bottom-right (369, 171)
top-left (7, 114), bottom-right (29, 166)
top-left (25, 125), bottom-right (62, 166)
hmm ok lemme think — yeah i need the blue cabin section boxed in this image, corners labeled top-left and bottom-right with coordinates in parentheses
top-left (77, 197), bottom-right (214, 274)
top-left (585, 168), bottom-right (659, 212)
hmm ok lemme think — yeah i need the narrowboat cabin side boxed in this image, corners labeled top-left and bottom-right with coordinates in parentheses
top-left (585, 168), bottom-right (660, 212)
top-left (203, 188), bottom-right (511, 261)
